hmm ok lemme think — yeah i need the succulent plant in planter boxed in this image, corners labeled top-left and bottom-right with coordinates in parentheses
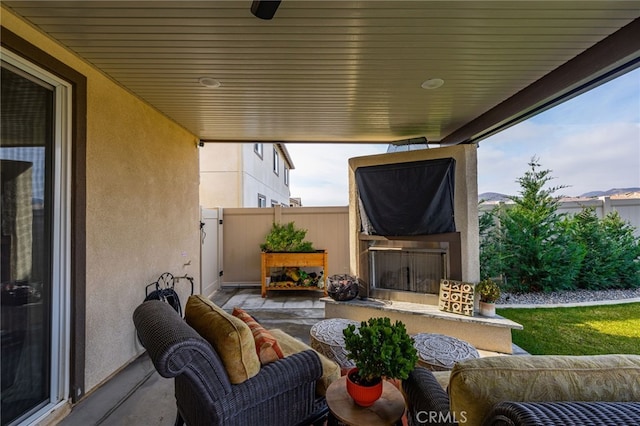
top-left (476, 278), bottom-right (501, 303)
top-left (343, 317), bottom-right (418, 406)
top-left (476, 278), bottom-right (501, 317)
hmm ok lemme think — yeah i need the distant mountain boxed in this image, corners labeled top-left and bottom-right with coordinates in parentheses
top-left (579, 188), bottom-right (640, 197)
top-left (478, 192), bottom-right (510, 202)
top-left (479, 188), bottom-right (640, 202)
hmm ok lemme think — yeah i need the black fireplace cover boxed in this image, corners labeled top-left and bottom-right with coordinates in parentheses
top-left (355, 158), bottom-right (456, 236)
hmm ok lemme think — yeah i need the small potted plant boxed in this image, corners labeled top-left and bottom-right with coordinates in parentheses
top-left (476, 278), bottom-right (501, 317)
top-left (343, 317), bottom-right (418, 406)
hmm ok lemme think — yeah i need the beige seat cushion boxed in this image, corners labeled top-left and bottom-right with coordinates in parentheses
top-left (185, 295), bottom-right (260, 384)
top-left (270, 329), bottom-right (341, 396)
top-left (449, 354), bottom-right (640, 426)
top-left (433, 371), bottom-right (451, 390)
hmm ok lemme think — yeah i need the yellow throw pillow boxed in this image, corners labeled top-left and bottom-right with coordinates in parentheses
top-left (185, 295), bottom-right (260, 384)
top-left (232, 307), bottom-right (284, 365)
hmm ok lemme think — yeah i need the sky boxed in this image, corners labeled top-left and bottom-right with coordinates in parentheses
top-left (286, 67), bottom-right (640, 206)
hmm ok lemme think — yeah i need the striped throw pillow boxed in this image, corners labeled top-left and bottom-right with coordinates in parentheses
top-left (232, 307), bottom-right (284, 365)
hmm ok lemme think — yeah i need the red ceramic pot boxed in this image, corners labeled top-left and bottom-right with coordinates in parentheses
top-left (345, 368), bottom-right (383, 407)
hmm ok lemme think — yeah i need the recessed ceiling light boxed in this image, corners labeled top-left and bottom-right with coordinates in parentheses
top-left (199, 77), bottom-right (222, 88)
top-left (421, 78), bottom-right (444, 90)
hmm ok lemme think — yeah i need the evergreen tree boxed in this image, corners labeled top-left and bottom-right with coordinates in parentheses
top-left (497, 158), bottom-right (584, 292)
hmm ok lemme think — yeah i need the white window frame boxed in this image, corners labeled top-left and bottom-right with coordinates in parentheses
top-left (258, 193), bottom-right (267, 207)
top-left (273, 148), bottom-right (279, 175)
top-left (254, 142), bottom-right (263, 159)
top-left (284, 167), bottom-right (290, 186)
top-left (1, 48), bottom-right (72, 423)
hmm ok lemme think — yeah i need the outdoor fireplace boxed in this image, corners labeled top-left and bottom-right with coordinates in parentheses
top-left (353, 156), bottom-right (462, 302)
top-left (349, 145), bottom-right (481, 305)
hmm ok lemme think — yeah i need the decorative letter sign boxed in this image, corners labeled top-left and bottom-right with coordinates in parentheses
top-left (439, 279), bottom-right (475, 316)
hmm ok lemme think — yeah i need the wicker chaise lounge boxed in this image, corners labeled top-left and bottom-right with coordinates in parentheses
top-left (133, 299), bottom-right (332, 426)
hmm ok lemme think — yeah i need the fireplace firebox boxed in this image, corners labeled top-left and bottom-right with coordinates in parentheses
top-left (370, 243), bottom-right (446, 294)
top-left (358, 233), bottom-right (462, 303)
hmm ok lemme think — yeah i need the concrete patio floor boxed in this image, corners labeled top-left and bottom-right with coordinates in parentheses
top-left (58, 288), bottom-right (523, 425)
top-left (58, 288), bottom-right (640, 426)
top-left (58, 288), bottom-right (329, 425)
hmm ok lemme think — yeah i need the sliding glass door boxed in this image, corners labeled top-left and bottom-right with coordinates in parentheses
top-left (1, 51), bottom-right (70, 426)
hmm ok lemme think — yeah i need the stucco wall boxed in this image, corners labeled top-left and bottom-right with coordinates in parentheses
top-left (200, 143), bottom-right (242, 207)
top-left (2, 8), bottom-right (201, 393)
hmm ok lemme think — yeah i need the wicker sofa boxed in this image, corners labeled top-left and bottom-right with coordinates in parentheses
top-left (133, 297), bottom-right (340, 426)
top-left (402, 354), bottom-right (640, 426)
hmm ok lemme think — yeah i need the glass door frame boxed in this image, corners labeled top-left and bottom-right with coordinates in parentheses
top-left (1, 47), bottom-right (72, 425)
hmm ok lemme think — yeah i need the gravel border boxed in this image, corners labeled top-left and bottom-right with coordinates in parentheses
top-left (497, 288), bottom-right (640, 306)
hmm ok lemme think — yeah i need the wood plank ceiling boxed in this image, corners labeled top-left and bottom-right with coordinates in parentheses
top-left (4, 1), bottom-right (640, 145)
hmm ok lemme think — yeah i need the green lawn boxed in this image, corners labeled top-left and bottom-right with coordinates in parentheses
top-left (497, 302), bottom-right (640, 355)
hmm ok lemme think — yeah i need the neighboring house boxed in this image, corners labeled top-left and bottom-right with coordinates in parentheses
top-left (200, 142), bottom-right (294, 208)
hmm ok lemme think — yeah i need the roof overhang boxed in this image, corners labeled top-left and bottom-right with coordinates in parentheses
top-left (3, 1), bottom-right (639, 145)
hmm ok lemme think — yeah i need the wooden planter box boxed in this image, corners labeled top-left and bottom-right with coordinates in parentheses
top-left (261, 250), bottom-right (328, 297)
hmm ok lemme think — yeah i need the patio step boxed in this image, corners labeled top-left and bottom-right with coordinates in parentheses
top-left (323, 297), bottom-right (522, 354)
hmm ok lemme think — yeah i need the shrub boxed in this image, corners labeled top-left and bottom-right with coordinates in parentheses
top-left (479, 207), bottom-right (505, 280)
top-left (563, 209), bottom-right (640, 289)
top-left (260, 222), bottom-right (315, 252)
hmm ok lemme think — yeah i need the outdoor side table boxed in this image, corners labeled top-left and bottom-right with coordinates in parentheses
top-left (412, 333), bottom-right (480, 371)
top-left (326, 376), bottom-right (405, 426)
top-left (310, 318), bottom-right (359, 369)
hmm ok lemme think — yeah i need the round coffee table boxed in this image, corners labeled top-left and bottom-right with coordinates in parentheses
top-left (412, 333), bottom-right (480, 371)
top-left (326, 376), bottom-right (405, 426)
top-left (310, 318), bottom-right (359, 368)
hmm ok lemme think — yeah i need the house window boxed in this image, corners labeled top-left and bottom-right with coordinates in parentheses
top-left (284, 167), bottom-right (289, 186)
top-left (258, 194), bottom-right (266, 207)
top-left (254, 143), bottom-right (263, 159)
top-left (273, 148), bottom-right (279, 175)
top-left (271, 200), bottom-right (279, 207)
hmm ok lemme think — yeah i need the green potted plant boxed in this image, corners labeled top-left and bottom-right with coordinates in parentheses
top-left (260, 222), bottom-right (327, 297)
top-left (342, 317), bottom-right (418, 406)
top-left (476, 278), bottom-right (501, 317)
top-left (260, 221), bottom-right (315, 252)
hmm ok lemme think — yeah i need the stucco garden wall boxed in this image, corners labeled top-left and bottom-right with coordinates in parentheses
top-left (2, 8), bottom-right (201, 393)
